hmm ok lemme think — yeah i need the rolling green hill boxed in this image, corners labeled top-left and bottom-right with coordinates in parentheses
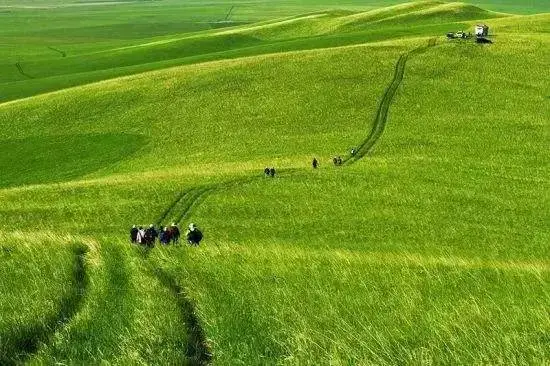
top-left (0, 1), bottom-right (539, 102)
top-left (0, 1), bottom-right (549, 364)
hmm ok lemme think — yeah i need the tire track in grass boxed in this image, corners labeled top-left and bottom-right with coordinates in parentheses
top-left (15, 62), bottom-right (34, 79)
top-left (171, 175), bottom-right (266, 225)
top-left (145, 180), bottom-right (254, 364)
top-left (173, 187), bottom-right (214, 225)
top-left (1, 244), bottom-right (88, 365)
top-left (143, 40), bottom-right (438, 361)
top-left (143, 170), bottom-right (303, 363)
top-left (47, 46), bottom-right (66, 57)
top-left (157, 173), bottom-right (279, 227)
top-left (152, 267), bottom-right (213, 365)
top-left (140, 186), bottom-right (213, 363)
top-left (35, 242), bottom-right (136, 363)
top-left (344, 38), bottom-right (437, 164)
top-left (155, 189), bottom-right (191, 226)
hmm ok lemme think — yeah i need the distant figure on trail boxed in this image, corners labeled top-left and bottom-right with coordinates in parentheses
top-left (264, 167), bottom-right (270, 177)
top-left (136, 226), bottom-right (146, 245)
top-left (170, 223), bottom-right (180, 244)
top-left (351, 148), bottom-right (357, 156)
top-left (130, 225), bottom-right (138, 243)
top-left (312, 158), bottom-right (318, 169)
top-left (333, 156), bottom-right (342, 166)
top-left (337, 156), bottom-right (342, 165)
top-left (186, 223), bottom-right (203, 246)
top-left (269, 167), bottom-right (276, 178)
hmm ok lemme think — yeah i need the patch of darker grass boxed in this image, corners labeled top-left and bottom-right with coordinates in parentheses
top-left (0, 133), bottom-right (145, 188)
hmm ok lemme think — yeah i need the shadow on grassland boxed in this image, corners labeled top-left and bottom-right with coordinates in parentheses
top-left (0, 132), bottom-right (146, 188)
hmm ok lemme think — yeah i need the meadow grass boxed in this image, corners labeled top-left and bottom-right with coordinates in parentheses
top-left (0, 2), bottom-right (549, 364)
top-left (0, 233), bottom-right (86, 364)
top-left (30, 241), bottom-right (192, 364)
top-left (0, 1), bottom-right (529, 102)
top-left (151, 242), bottom-right (550, 364)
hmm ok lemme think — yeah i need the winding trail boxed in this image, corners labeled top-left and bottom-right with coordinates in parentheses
top-left (344, 38), bottom-right (437, 164)
top-left (1, 244), bottom-right (88, 365)
top-left (143, 39), bottom-right (438, 364)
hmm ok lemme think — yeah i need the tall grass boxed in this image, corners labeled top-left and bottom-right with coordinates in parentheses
top-left (31, 241), bottom-right (191, 364)
top-left (0, 233), bottom-right (87, 364)
top-left (0, 4), bottom-right (548, 364)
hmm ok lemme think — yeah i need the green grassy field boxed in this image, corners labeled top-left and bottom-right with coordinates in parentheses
top-left (0, 0), bottom-right (549, 364)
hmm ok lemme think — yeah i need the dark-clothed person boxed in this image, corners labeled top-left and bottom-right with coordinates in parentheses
top-left (170, 223), bottom-right (180, 244)
top-left (130, 225), bottom-right (138, 243)
top-left (145, 224), bottom-right (157, 247)
top-left (186, 223), bottom-right (203, 246)
top-left (160, 227), bottom-right (171, 245)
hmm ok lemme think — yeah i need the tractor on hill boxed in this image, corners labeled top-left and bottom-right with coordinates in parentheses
top-left (446, 24), bottom-right (492, 44)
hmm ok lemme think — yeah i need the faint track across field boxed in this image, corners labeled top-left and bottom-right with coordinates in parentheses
top-left (15, 62), bottom-right (34, 79)
top-left (344, 38), bottom-right (437, 164)
top-left (47, 46), bottom-right (67, 58)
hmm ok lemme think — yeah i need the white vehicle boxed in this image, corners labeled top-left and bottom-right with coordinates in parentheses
top-left (475, 24), bottom-right (489, 37)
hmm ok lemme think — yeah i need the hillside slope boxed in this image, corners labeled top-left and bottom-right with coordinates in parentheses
top-left (0, 2), bottom-right (509, 102)
top-left (0, 4), bottom-right (549, 365)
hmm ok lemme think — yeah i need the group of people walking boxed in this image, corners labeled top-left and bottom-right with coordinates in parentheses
top-left (265, 151), bottom-right (357, 175)
top-left (128, 148), bottom-right (361, 249)
top-left (131, 152), bottom-right (360, 248)
top-left (263, 167), bottom-right (276, 177)
top-left (130, 223), bottom-right (203, 247)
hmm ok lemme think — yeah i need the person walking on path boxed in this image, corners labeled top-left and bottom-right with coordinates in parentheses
top-left (130, 225), bottom-right (138, 243)
top-left (312, 158), bottom-right (318, 169)
top-left (269, 167), bottom-right (276, 178)
top-left (159, 227), bottom-right (171, 245)
top-left (137, 226), bottom-right (146, 245)
top-left (186, 223), bottom-right (203, 246)
top-left (170, 223), bottom-right (180, 244)
top-left (145, 224), bottom-right (158, 247)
